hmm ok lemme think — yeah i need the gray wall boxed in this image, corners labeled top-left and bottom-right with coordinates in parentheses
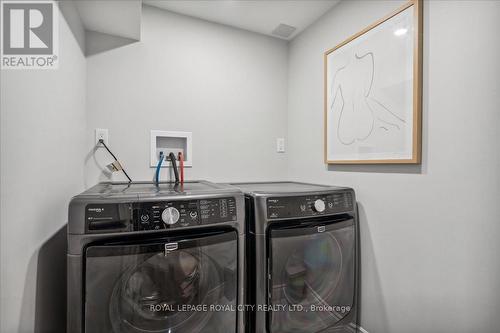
top-left (287, 1), bottom-right (500, 332)
top-left (85, 5), bottom-right (289, 185)
top-left (0, 3), bottom-right (86, 332)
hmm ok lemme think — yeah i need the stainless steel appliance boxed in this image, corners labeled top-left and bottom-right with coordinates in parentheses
top-left (231, 182), bottom-right (359, 333)
top-left (67, 181), bottom-right (245, 333)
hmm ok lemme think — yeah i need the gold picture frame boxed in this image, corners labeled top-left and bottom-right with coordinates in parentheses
top-left (324, 0), bottom-right (423, 164)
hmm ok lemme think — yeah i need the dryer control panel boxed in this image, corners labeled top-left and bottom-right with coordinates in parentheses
top-left (85, 197), bottom-right (237, 233)
top-left (266, 191), bottom-right (353, 219)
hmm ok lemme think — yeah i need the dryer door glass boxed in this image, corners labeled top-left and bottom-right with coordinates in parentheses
top-left (267, 218), bottom-right (356, 333)
top-left (84, 230), bottom-right (238, 333)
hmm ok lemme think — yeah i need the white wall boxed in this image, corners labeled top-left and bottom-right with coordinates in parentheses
top-left (85, 5), bottom-right (288, 185)
top-left (0, 3), bottom-right (87, 332)
top-left (287, 1), bottom-right (500, 332)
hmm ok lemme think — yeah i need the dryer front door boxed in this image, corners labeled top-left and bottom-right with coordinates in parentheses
top-left (267, 217), bottom-right (356, 333)
top-left (84, 230), bottom-right (238, 333)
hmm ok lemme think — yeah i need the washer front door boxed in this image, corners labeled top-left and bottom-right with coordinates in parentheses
top-left (84, 230), bottom-right (238, 333)
top-left (267, 218), bottom-right (356, 333)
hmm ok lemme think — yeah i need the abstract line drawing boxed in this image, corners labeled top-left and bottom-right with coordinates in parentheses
top-left (330, 52), bottom-right (406, 146)
top-left (324, 0), bottom-right (422, 164)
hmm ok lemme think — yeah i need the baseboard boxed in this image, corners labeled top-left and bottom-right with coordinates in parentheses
top-left (347, 322), bottom-right (370, 333)
top-left (358, 326), bottom-right (370, 333)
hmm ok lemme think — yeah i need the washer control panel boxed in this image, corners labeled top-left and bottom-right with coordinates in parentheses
top-left (85, 197), bottom-right (237, 233)
top-left (266, 192), bottom-right (353, 219)
top-left (133, 197), bottom-right (237, 231)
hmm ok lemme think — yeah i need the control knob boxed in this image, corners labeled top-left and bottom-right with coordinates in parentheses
top-left (162, 207), bottom-right (180, 225)
top-left (313, 199), bottom-right (326, 213)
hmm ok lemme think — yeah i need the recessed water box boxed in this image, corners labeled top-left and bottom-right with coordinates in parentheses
top-left (150, 130), bottom-right (192, 167)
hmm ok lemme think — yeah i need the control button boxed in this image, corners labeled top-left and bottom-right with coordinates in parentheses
top-left (328, 202), bottom-right (334, 209)
top-left (161, 207), bottom-right (180, 225)
top-left (140, 214), bottom-right (150, 223)
top-left (313, 199), bottom-right (326, 213)
top-left (189, 211), bottom-right (198, 219)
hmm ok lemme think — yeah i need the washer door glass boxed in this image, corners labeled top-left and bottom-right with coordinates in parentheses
top-left (268, 219), bottom-right (355, 333)
top-left (84, 230), bottom-right (238, 333)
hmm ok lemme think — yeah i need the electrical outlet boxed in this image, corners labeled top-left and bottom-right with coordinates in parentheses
top-left (95, 128), bottom-right (109, 145)
top-left (277, 138), bottom-right (285, 153)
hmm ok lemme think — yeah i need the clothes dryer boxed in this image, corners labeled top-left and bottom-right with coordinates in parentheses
top-left (231, 182), bottom-right (359, 333)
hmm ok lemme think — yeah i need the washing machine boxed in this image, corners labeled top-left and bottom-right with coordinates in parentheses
top-left (67, 181), bottom-right (245, 333)
top-left (231, 182), bottom-right (359, 333)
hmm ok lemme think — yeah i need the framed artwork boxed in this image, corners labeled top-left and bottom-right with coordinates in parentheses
top-left (324, 0), bottom-right (423, 164)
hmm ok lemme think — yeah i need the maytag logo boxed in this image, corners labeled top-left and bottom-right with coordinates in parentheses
top-left (1, 0), bottom-right (58, 69)
top-left (164, 243), bottom-right (178, 256)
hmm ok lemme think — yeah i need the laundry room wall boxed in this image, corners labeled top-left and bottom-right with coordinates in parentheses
top-left (287, 1), bottom-right (500, 332)
top-left (84, 5), bottom-right (288, 186)
top-left (0, 2), bottom-right (86, 332)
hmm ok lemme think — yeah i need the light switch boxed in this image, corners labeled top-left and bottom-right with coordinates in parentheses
top-left (277, 138), bottom-right (285, 153)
